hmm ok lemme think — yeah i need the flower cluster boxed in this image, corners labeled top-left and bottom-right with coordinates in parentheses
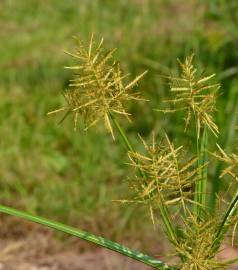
top-left (48, 34), bottom-right (146, 138)
top-left (128, 134), bottom-right (200, 217)
top-left (162, 54), bottom-right (220, 138)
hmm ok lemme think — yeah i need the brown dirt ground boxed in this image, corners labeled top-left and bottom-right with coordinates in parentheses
top-left (0, 233), bottom-right (152, 270)
top-left (0, 217), bottom-right (158, 270)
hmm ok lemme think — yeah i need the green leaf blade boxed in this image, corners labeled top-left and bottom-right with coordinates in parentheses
top-left (0, 204), bottom-right (174, 270)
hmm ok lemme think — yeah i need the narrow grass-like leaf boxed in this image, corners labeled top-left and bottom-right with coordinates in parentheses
top-left (0, 204), bottom-right (174, 270)
top-left (211, 188), bottom-right (238, 252)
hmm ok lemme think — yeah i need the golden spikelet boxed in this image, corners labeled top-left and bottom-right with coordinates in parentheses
top-left (48, 33), bottom-right (147, 138)
top-left (161, 54), bottom-right (220, 138)
top-left (213, 144), bottom-right (238, 181)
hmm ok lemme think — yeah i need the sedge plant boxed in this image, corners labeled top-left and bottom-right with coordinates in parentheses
top-left (0, 34), bottom-right (237, 269)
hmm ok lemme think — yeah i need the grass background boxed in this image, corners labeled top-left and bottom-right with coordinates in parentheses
top-left (1, 0), bottom-right (238, 253)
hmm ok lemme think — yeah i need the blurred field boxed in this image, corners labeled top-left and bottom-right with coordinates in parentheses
top-left (1, 0), bottom-right (238, 256)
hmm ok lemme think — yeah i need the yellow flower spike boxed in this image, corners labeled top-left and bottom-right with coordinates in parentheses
top-left (161, 54), bottom-right (220, 138)
top-left (177, 209), bottom-right (229, 270)
top-left (48, 33), bottom-right (146, 138)
top-left (127, 133), bottom-right (201, 217)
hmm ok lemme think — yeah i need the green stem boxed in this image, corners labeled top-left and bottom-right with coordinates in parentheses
top-left (109, 110), bottom-right (146, 179)
top-left (158, 201), bottom-right (178, 245)
top-left (209, 162), bottom-right (222, 214)
top-left (194, 127), bottom-right (208, 220)
top-left (109, 111), bottom-right (134, 152)
top-left (200, 128), bottom-right (208, 208)
top-left (193, 134), bottom-right (200, 218)
top-left (0, 204), bottom-right (174, 270)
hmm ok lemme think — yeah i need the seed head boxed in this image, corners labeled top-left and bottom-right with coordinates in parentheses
top-left (161, 54), bottom-right (220, 138)
top-left (127, 133), bottom-right (200, 219)
top-left (177, 213), bottom-right (228, 270)
top-left (48, 34), bottom-right (146, 138)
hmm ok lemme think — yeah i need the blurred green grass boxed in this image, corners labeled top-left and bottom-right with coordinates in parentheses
top-left (0, 0), bottom-right (238, 250)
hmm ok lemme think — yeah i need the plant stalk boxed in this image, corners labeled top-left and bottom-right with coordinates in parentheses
top-left (158, 199), bottom-right (178, 245)
top-left (109, 110), bottom-right (134, 153)
top-left (194, 127), bottom-right (208, 221)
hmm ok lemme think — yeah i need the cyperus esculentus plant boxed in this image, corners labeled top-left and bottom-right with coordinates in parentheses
top-left (0, 34), bottom-right (237, 270)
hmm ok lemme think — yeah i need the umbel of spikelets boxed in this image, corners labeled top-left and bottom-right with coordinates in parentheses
top-left (126, 133), bottom-right (202, 222)
top-left (177, 212), bottom-right (227, 270)
top-left (161, 54), bottom-right (220, 138)
top-left (48, 34), bottom-right (146, 139)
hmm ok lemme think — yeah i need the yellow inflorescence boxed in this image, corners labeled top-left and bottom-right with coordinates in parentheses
top-left (48, 34), bottom-right (146, 139)
top-left (162, 54), bottom-right (220, 138)
top-left (128, 134), bottom-right (201, 218)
